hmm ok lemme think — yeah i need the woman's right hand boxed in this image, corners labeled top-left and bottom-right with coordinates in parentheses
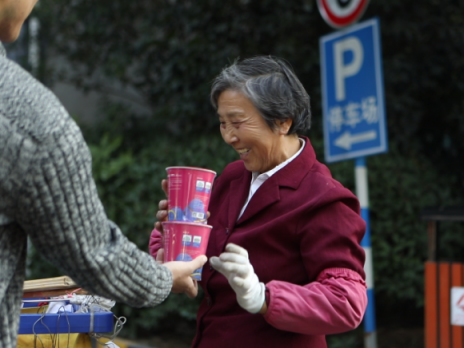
top-left (154, 179), bottom-right (169, 233)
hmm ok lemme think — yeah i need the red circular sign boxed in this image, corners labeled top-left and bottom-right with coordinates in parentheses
top-left (317, 0), bottom-right (370, 29)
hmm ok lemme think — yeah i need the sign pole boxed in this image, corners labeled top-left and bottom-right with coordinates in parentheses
top-left (355, 156), bottom-right (377, 348)
top-left (318, 2), bottom-right (384, 347)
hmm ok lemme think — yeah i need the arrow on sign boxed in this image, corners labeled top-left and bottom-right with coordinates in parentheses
top-left (334, 130), bottom-right (377, 150)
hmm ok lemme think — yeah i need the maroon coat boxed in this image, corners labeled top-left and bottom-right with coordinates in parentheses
top-left (192, 137), bottom-right (365, 347)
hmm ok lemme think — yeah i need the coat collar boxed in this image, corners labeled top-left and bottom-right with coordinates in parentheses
top-left (228, 136), bottom-right (317, 227)
top-left (271, 135), bottom-right (316, 190)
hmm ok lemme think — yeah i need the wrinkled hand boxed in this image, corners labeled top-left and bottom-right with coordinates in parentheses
top-left (155, 248), bottom-right (165, 264)
top-left (154, 179), bottom-right (211, 233)
top-left (154, 179), bottom-right (170, 233)
top-left (164, 255), bottom-right (207, 298)
top-left (210, 243), bottom-right (265, 314)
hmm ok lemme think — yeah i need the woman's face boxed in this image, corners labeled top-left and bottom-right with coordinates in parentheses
top-left (0, 0), bottom-right (38, 43)
top-left (217, 89), bottom-right (290, 174)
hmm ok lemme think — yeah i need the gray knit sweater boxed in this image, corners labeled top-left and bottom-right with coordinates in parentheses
top-left (0, 43), bottom-right (172, 347)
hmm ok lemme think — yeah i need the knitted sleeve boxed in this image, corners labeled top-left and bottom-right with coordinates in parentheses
top-left (11, 115), bottom-right (172, 308)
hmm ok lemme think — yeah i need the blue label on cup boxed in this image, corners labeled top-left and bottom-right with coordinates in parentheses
top-left (196, 180), bottom-right (205, 192)
top-left (193, 236), bottom-right (202, 248)
top-left (182, 235), bottom-right (192, 246)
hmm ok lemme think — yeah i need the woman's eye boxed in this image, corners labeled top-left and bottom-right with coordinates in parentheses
top-left (219, 121), bottom-right (243, 129)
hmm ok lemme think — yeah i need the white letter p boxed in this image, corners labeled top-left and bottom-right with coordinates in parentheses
top-left (334, 37), bottom-right (364, 101)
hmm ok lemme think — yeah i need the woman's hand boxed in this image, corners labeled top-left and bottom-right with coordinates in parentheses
top-left (155, 248), bottom-right (165, 264)
top-left (154, 179), bottom-right (169, 234)
top-left (210, 243), bottom-right (266, 314)
top-left (164, 255), bottom-right (207, 298)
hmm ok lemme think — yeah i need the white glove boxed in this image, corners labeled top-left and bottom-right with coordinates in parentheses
top-left (210, 243), bottom-right (265, 314)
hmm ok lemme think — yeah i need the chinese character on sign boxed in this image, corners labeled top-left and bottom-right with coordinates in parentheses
top-left (362, 96), bottom-right (378, 124)
top-left (328, 95), bottom-right (379, 134)
top-left (345, 102), bottom-right (361, 128)
top-left (328, 106), bottom-right (344, 132)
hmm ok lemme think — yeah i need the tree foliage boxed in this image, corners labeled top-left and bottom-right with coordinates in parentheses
top-left (36, 0), bottom-right (464, 187)
top-left (29, 0), bottom-right (464, 341)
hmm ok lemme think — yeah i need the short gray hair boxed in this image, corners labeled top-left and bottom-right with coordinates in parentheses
top-left (211, 56), bottom-right (311, 134)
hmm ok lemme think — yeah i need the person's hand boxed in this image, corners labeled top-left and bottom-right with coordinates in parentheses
top-left (210, 243), bottom-right (265, 314)
top-left (155, 248), bottom-right (164, 264)
top-left (154, 179), bottom-right (169, 233)
top-left (163, 255), bottom-right (207, 298)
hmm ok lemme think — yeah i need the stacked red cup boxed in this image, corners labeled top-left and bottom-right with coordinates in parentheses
top-left (162, 167), bottom-right (217, 280)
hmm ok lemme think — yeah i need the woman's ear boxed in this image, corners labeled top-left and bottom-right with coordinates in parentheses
top-left (276, 119), bottom-right (293, 135)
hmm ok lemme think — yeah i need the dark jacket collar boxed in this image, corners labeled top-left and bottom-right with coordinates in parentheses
top-left (233, 135), bottom-right (317, 226)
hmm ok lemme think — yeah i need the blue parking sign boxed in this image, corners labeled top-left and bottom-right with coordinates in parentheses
top-left (320, 17), bottom-right (387, 163)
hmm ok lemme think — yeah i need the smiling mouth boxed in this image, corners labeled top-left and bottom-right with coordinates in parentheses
top-left (237, 148), bottom-right (250, 158)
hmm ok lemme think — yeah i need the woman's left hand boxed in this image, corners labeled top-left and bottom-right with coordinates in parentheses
top-left (154, 179), bottom-right (169, 233)
top-left (210, 243), bottom-right (266, 314)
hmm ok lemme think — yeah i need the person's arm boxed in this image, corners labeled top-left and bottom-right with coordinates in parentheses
top-left (149, 227), bottom-right (163, 260)
top-left (211, 247), bottom-right (366, 335)
top-left (263, 198), bottom-right (367, 334)
top-left (13, 116), bottom-right (204, 306)
top-left (211, 197), bottom-right (367, 334)
top-left (211, 244), bottom-right (366, 334)
top-left (264, 268), bottom-right (367, 334)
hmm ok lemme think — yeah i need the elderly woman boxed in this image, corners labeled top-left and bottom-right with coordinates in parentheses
top-left (150, 56), bottom-right (367, 348)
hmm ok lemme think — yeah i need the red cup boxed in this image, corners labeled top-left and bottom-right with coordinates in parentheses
top-left (162, 221), bottom-right (212, 280)
top-left (166, 166), bottom-right (217, 224)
